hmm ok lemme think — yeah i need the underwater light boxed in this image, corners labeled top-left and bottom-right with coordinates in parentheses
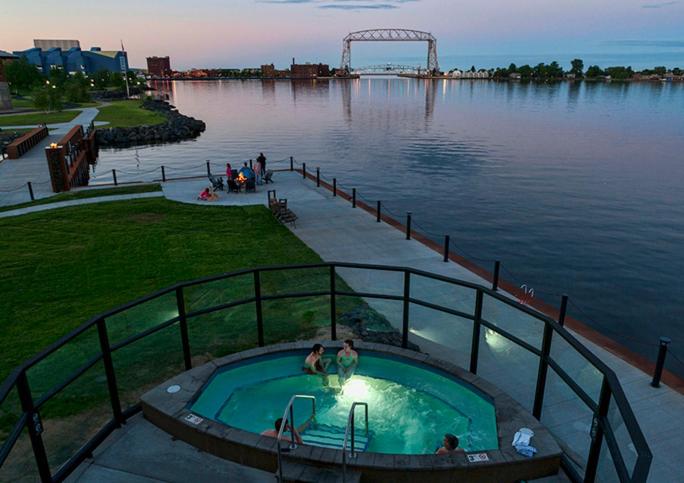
top-left (342, 378), bottom-right (370, 399)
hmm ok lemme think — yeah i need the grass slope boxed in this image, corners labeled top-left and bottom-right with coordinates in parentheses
top-left (0, 110), bottom-right (79, 127)
top-left (95, 100), bottom-right (166, 128)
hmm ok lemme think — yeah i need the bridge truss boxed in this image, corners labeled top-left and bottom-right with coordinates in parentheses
top-left (340, 29), bottom-right (439, 74)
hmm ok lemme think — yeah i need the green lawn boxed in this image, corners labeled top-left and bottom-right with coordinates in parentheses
top-left (95, 100), bottom-right (166, 128)
top-left (8, 97), bottom-right (34, 109)
top-left (0, 198), bottom-right (385, 475)
top-left (0, 184), bottom-right (162, 213)
top-left (0, 110), bottom-right (79, 127)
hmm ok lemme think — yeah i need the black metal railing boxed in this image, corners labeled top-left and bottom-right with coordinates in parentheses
top-left (0, 262), bottom-right (651, 482)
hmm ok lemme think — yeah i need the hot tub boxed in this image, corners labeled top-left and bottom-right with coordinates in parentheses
top-left (142, 341), bottom-right (561, 482)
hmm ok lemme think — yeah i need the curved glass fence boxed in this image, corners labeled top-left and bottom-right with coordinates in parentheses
top-left (0, 262), bottom-right (651, 482)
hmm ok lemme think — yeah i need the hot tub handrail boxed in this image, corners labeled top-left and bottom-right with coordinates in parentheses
top-left (342, 401), bottom-right (369, 483)
top-left (276, 394), bottom-right (316, 483)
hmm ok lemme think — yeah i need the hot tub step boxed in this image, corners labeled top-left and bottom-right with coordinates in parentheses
top-left (276, 461), bottom-right (361, 483)
top-left (301, 423), bottom-right (370, 452)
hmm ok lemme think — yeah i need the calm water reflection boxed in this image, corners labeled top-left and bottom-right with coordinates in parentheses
top-left (95, 79), bottom-right (684, 372)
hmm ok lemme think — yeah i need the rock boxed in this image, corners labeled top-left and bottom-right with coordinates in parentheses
top-left (95, 99), bottom-right (206, 149)
top-left (338, 305), bottom-right (421, 352)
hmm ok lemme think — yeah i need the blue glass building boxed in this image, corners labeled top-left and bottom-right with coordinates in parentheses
top-left (12, 46), bottom-right (129, 75)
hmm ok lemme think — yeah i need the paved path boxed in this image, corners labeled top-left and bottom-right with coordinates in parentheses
top-left (0, 191), bottom-right (163, 219)
top-left (0, 107), bottom-right (101, 206)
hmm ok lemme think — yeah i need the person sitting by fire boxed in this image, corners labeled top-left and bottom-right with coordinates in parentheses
top-left (198, 186), bottom-right (219, 202)
top-left (238, 162), bottom-right (255, 180)
top-left (253, 159), bottom-right (263, 185)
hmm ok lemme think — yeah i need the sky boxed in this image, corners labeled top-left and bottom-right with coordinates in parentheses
top-left (1, 0), bottom-right (683, 70)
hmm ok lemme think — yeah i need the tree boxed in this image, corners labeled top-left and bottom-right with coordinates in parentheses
top-left (508, 63), bottom-right (518, 73)
top-left (585, 65), bottom-right (604, 78)
top-left (570, 58), bottom-right (584, 77)
top-left (470, 65), bottom-right (476, 72)
top-left (32, 85), bottom-right (63, 112)
top-left (63, 73), bottom-right (91, 103)
top-left (518, 65), bottom-right (533, 79)
top-left (4, 57), bottom-right (44, 94)
top-left (654, 66), bottom-right (667, 75)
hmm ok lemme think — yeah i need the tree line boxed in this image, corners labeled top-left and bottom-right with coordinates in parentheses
top-left (489, 59), bottom-right (682, 81)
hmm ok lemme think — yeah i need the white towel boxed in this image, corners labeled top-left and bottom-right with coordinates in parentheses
top-left (512, 427), bottom-right (534, 447)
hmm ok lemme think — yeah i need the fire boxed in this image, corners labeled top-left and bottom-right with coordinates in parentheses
top-left (237, 173), bottom-right (248, 183)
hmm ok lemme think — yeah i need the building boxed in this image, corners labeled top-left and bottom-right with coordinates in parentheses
top-left (147, 56), bottom-right (171, 78)
top-left (261, 64), bottom-right (290, 79)
top-left (0, 50), bottom-right (17, 110)
top-left (290, 59), bottom-right (330, 79)
top-left (13, 43), bottom-right (128, 76)
top-left (34, 39), bottom-right (80, 50)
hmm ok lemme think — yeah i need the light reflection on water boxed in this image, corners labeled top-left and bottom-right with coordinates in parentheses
top-left (95, 79), bottom-right (684, 374)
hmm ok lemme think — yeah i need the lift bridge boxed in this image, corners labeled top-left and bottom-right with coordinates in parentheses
top-left (352, 64), bottom-right (424, 75)
top-left (341, 29), bottom-right (440, 74)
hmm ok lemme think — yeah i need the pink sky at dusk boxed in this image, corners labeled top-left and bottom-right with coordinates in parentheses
top-left (1, 0), bottom-right (683, 69)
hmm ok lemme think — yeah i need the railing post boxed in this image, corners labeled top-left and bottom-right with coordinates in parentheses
top-left (492, 261), bottom-right (501, 291)
top-left (330, 265), bottom-right (337, 341)
top-left (316, 167), bottom-right (320, 187)
top-left (333, 178), bottom-right (337, 197)
top-left (532, 321), bottom-right (554, 419)
top-left (16, 371), bottom-right (52, 483)
top-left (206, 160), bottom-right (211, 177)
top-left (558, 294), bottom-right (568, 326)
top-left (585, 377), bottom-right (611, 483)
top-left (176, 287), bottom-right (192, 370)
top-left (405, 212), bottom-right (412, 240)
top-left (443, 235), bottom-right (450, 262)
top-left (302, 162), bottom-right (306, 179)
top-left (290, 156), bottom-right (294, 171)
top-left (254, 270), bottom-right (265, 347)
top-left (112, 169), bottom-right (118, 186)
top-left (651, 337), bottom-right (671, 388)
top-left (27, 181), bottom-right (35, 201)
top-left (376, 201), bottom-right (381, 223)
top-left (161, 165), bottom-right (166, 182)
top-left (402, 271), bottom-right (411, 349)
top-left (249, 159), bottom-right (253, 169)
top-left (469, 290), bottom-right (484, 374)
top-left (352, 188), bottom-right (356, 208)
top-left (97, 317), bottom-right (125, 424)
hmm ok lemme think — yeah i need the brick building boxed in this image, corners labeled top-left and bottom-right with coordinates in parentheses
top-left (147, 56), bottom-right (172, 78)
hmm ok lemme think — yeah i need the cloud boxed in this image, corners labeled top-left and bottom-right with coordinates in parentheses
top-left (603, 40), bottom-right (684, 48)
top-left (642, 1), bottom-right (679, 8)
top-left (257, 0), bottom-right (418, 10)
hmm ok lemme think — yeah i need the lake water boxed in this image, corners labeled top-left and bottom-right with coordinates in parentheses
top-left (94, 79), bottom-right (684, 375)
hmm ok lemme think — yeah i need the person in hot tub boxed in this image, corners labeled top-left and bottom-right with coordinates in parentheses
top-left (436, 433), bottom-right (465, 455)
top-left (336, 339), bottom-right (358, 385)
top-left (304, 343), bottom-right (330, 384)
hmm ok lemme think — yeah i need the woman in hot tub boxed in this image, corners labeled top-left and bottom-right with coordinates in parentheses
top-left (336, 339), bottom-right (358, 385)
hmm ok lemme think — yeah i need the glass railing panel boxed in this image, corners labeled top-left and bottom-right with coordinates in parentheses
top-left (334, 266), bottom-right (404, 298)
top-left (111, 322), bottom-right (184, 412)
top-left (0, 426), bottom-right (39, 483)
top-left (105, 291), bottom-right (179, 347)
top-left (38, 361), bottom-right (111, 474)
top-left (25, 324), bottom-right (100, 403)
top-left (336, 296), bottom-right (406, 347)
top-left (262, 296), bottom-right (331, 346)
top-left (606, 395), bottom-right (639, 479)
top-left (187, 303), bottom-right (258, 360)
top-left (596, 438), bottom-right (622, 483)
top-left (409, 303), bottom-right (473, 369)
top-left (541, 366), bottom-right (595, 478)
top-left (549, 331), bottom-right (603, 404)
top-left (477, 326), bottom-right (539, 412)
top-left (481, 294), bottom-right (544, 350)
top-left (260, 266), bottom-right (330, 297)
top-left (409, 274), bottom-right (476, 316)
top-left (183, 273), bottom-right (254, 313)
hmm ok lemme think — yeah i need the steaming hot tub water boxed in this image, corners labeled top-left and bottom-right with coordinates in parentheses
top-left (190, 352), bottom-right (498, 455)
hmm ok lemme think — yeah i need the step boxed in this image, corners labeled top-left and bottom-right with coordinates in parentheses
top-left (300, 424), bottom-right (370, 452)
top-left (275, 460), bottom-right (362, 483)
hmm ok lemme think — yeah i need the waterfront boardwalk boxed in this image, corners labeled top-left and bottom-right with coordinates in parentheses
top-left (0, 107), bottom-right (101, 206)
top-left (13, 171), bottom-right (672, 481)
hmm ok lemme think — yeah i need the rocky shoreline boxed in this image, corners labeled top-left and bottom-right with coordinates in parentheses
top-left (95, 99), bottom-right (206, 149)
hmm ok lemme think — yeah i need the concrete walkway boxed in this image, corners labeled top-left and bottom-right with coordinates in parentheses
top-left (0, 107), bottom-right (101, 206)
top-left (0, 191), bottom-right (163, 219)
